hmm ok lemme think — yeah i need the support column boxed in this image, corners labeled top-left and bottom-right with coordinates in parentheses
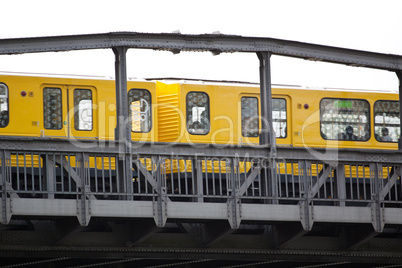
top-left (396, 71), bottom-right (402, 150)
top-left (370, 163), bottom-right (384, 233)
top-left (113, 47), bottom-right (131, 150)
top-left (257, 51), bottom-right (276, 157)
top-left (257, 52), bottom-right (278, 203)
top-left (0, 150), bottom-right (12, 225)
top-left (113, 47), bottom-right (133, 199)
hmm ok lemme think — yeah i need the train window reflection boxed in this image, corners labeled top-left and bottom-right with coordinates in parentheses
top-left (374, 100), bottom-right (400, 143)
top-left (128, 89), bottom-right (152, 133)
top-left (186, 92), bottom-right (210, 135)
top-left (320, 98), bottom-right (370, 141)
top-left (74, 89), bottom-right (93, 131)
top-left (241, 97), bottom-right (259, 137)
top-left (273, 98), bottom-right (287, 138)
top-left (241, 98), bottom-right (286, 138)
top-left (0, 83), bottom-right (9, 128)
top-left (43, 87), bottom-right (62, 130)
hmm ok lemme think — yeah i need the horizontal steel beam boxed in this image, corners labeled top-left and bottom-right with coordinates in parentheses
top-left (276, 146), bottom-right (402, 164)
top-left (1, 137), bottom-right (402, 163)
top-left (0, 137), bottom-right (269, 158)
top-left (0, 32), bottom-right (401, 71)
top-left (10, 199), bottom-right (402, 225)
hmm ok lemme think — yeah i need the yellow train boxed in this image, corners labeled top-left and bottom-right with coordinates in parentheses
top-left (0, 73), bottom-right (399, 149)
top-left (0, 73), bottom-right (399, 199)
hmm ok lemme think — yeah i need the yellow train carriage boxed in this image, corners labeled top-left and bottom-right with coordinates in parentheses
top-left (0, 73), bottom-right (159, 170)
top-left (155, 80), bottom-right (399, 178)
top-left (2, 74), bottom-right (398, 152)
top-left (156, 79), bottom-right (399, 149)
top-left (0, 74), bottom-right (399, 181)
top-left (0, 73), bottom-right (159, 141)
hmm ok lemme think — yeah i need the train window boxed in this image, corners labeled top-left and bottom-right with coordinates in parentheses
top-left (186, 92), bottom-right (210, 135)
top-left (320, 98), bottom-right (370, 141)
top-left (0, 83), bottom-right (9, 128)
top-left (43, 87), bottom-right (62, 130)
top-left (242, 98), bottom-right (286, 138)
top-left (273, 98), bottom-right (287, 138)
top-left (241, 97), bottom-right (259, 137)
top-left (74, 89), bottom-right (93, 131)
top-left (128, 89), bottom-right (152, 133)
top-left (374, 100), bottom-right (400, 143)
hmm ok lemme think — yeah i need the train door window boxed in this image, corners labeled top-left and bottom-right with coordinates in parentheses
top-left (128, 88), bottom-right (152, 133)
top-left (43, 87), bottom-right (62, 130)
top-left (241, 97), bottom-right (259, 137)
top-left (186, 91), bottom-right (210, 135)
top-left (273, 98), bottom-right (287, 138)
top-left (74, 89), bottom-right (93, 131)
top-left (0, 83), bottom-right (9, 127)
top-left (374, 100), bottom-right (400, 142)
top-left (320, 98), bottom-right (370, 141)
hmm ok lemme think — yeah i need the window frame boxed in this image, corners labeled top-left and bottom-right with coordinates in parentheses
top-left (319, 97), bottom-right (370, 142)
top-left (272, 98), bottom-right (287, 139)
top-left (186, 91), bottom-right (210, 135)
top-left (73, 88), bottom-right (93, 131)
top-left (128, 88), bottom-right (152, 133)
top-left (0, 83), bottom-right (9, 128)
top-left (241, 96), bottom-right (259, 138)
top-left (373, 99), bottom-right (399, 143)
top-left (43, 87), bottom-right (63, 130)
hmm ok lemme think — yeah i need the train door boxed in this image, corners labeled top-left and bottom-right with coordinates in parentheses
top-left (238, 94), bottom-right (292, 146)
top-left (68, 86), bottom-right (98, 139)
top-left (42, 85), bottom-right (98, 139)
top-left (273, 95), bottom-right (292, 146)
top-left (238, 93), bottom-right (260, 145)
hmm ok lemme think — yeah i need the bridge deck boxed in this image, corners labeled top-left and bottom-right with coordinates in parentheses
top-left (1, 138), bottom-right (402, 265)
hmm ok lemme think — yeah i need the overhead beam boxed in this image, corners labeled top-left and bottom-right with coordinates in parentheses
top-left (0, 32), bottom-right (401, 71)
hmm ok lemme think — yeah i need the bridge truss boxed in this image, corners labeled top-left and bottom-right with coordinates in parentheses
top-left (0, 32), bottom-right (402, 266)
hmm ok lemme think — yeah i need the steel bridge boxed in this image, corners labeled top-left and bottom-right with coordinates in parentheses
top-left (1, 32), bottom-right (402, 267)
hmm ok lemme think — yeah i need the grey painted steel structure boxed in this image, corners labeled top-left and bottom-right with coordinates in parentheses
top-left (0, 138), bottom-right (402, 264)
top-left (1, 32), bottom-right (402, 265)
top-left (2, 31), bottom-right (402, 147)
top-left (1, 32), bottom-right (402, 147)
top-left (0, 32), bottom-right (402, 71)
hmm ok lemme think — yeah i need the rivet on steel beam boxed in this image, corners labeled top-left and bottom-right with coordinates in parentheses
top-left (170, 49), bottom-right (181, 54)
top-left (211, 49), bottom-right (221, 56)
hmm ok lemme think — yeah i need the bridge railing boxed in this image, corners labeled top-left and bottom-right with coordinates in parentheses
top-left (0, 138), bottom-right (401, 230)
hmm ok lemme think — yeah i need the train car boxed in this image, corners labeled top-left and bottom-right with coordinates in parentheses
top-left (0, 73), bottom-right (399, 200)
top-left (1, 73), bottom-right (399, 149)
top-left (0, 73), bottom-right (158, 142)
top-left (155, 79), bottom-right (400, 150)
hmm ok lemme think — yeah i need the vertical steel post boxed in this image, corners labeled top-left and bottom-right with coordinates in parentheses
top-left (191, 158), bottom-right (204, 203)
top-left (257, 52), bottom-right (278, 204)
top-left (113, 47), bottom-right (133, 199)
top-left (396, 71), bottom-right (402, 150)
top-left (257, 52), bottom-right (276, 157)
top-left (335, 164), bottom-right (346, 207)
top-left (113, 47), bottom-right (131, 149)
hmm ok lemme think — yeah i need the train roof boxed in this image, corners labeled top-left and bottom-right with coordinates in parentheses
top-left (0, 72), bottom-right (397, 94)
top-left (0, 71), bottom-right (149, 83)
top-left (146, 77), bottom-right (398, 94)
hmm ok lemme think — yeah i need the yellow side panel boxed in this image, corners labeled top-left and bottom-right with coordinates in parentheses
top-left (157, 82), bottom-right (182, 143)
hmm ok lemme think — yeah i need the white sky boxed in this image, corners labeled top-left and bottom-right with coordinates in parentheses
top-left (0, 0), bottom-right (401, 91)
